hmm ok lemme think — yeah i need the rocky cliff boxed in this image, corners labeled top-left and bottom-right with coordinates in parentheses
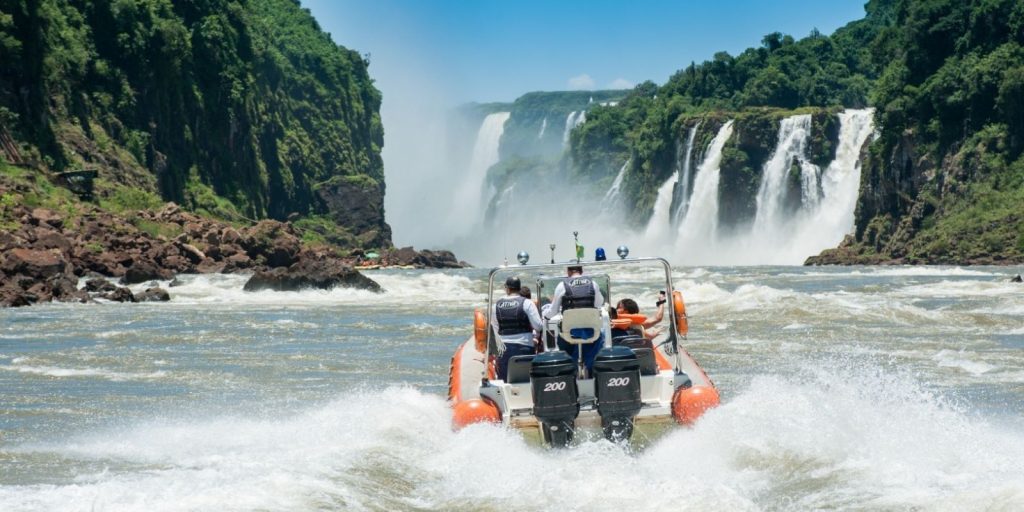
top-left (0, 0), bottom-right (391, 249)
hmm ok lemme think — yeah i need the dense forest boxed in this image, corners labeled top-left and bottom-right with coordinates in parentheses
top-left (569, 0), bottom-right (1024, 263)
top-left (0, 0), bottom-right (390, 248)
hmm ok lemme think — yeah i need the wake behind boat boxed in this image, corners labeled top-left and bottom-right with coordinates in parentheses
top-left (447, 253), bottom-right (719, 447)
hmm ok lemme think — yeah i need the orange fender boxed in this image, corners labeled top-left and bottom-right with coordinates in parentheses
top-left (672, 290), bottom-right (688, 336)
top-left (452, 399), bottom-right (500, 430)
top-left (672, 386), bottom-right (719, 425)
top-left (474, 308), bottom-right (487, 353)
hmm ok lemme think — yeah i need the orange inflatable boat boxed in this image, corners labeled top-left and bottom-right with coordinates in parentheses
top-left (447, 255), bottom-right (719, 447)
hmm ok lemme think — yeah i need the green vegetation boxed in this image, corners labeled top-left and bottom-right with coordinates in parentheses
top-left (0, 0), bottom-right (387, 248)
top-left (567, 0), bottom-right (1024, 262)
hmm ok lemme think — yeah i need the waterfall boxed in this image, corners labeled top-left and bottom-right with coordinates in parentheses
top-left (598, 159), bottom-right (630, 216)
top-left (671, 123), bottom-right (701, 225)
top-left (752, 114), bottom-right (816, 234)
top-left (449, 112), bottom-right (510, 236)
top-left (562, 111), bottom-right (586, 146)
top-left (675, 121), bottom-right (734, 245)
top-left (797, 108), bottom-right (876, 248)
top-left (537, 117), bottom-right (547, 140)
top-left (741, 109), bottom-right (876, 264)
top-left (643, 168), bottom-right (678, 238)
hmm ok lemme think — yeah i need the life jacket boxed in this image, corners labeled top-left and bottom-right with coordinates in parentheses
top-left (495, 296), bottom-right (532, 335)
top-left (561, 276), bottom-right (596, 310)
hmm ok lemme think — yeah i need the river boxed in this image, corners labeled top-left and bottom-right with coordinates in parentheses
top-left (1, 266), bottom-right (1022, 511)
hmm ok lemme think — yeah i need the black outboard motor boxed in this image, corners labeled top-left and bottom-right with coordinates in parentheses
top-left (593, 346), bottom-right (642, 442)
top-left (530, 351), bottom-right (579, 447)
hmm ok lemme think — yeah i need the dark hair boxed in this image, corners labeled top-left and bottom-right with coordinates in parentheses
top-left (608, 307), bottom-right (618, 320)
top-left (519, 285), bottom-right (532, 299)
top-left (567, 265), bottom-right (583, 274)
top-left (505, 276), bottom-right (521, 291)
top-left (617, 298), bottom-right (640, 314)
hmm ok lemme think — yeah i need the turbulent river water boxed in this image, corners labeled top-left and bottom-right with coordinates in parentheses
top-left (1, 266), bottom-right (1023, 511)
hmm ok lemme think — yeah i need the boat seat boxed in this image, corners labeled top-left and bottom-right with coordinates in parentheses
top-left (613, 334), bottom-right (652, 350)
top-left (631, 348), bottom-right (659, 376)
top-left (559, 308), bottom-right (603, 345)
top-left (505, 354), bottom-right (535, 384)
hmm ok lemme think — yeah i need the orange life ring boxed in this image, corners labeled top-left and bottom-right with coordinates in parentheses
top-left (474, 308), bottom-right (487, 353)
top-left (672, 290), bottom-right (688, 336)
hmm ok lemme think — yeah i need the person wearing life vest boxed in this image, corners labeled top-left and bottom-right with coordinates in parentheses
top-left (490, 276), bottom-right (544, 381)
top-left (545, 265), bottom-right (606, 371)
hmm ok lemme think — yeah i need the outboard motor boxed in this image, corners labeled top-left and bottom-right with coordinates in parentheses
top-left (530, 351), bottom-right (579, 447)
top-left (593, 346), bottom-right (642, 442)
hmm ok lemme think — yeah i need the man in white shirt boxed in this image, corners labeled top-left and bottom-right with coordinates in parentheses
top-left (544, 265), bottom-right (605, 371)
top-left (490, 276), bottom-right (544, 381)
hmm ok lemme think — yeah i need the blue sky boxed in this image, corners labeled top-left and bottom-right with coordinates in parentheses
top-left (304, 0), bottom-right (869, 105)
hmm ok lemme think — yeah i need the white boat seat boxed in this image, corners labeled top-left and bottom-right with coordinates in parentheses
top-left (506, 354), bottom-right (535, 384)
top-left (559, 308), bottom-right (603, 345)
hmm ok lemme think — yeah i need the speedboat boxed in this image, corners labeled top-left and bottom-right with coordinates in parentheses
top-left (447, 254), bottom-right (719, 447)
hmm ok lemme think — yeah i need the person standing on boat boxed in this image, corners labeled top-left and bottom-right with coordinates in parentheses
top-left (491, 276), bottom-right (544, 381)
top-left (545, 265), bottom-right (605, 370)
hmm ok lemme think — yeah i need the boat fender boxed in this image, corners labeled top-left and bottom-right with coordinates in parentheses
top-left (672, 291), bottom-right (688, 336)
top-left (671, 385), bottom-right (719, 425)
top-left (474, 308), bottom-right (487, 353)
top-left (452, 398), bottom-right (500, 430)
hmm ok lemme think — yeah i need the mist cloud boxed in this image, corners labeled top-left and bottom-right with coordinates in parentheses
top-left (567, 74), bottom-right (596, 90)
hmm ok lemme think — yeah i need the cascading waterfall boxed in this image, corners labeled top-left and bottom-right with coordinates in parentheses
top-left (643, 138), bottom-right (686, 238)
top-left (562, 111), bottom-right (586, 146)
top-left (537, 117), bottom-right (547, 139)
top-left (791, 108), bottom-right (876, 252)
top-left (449, 112), bottom-right (510, 237)
top-left (671, 123), bottom-right (701, 226)
top-left (752, 114), bottom-right (817, 234)
top-left (602, 159), bottom-right (629, 205)
top-left (675, 121), bottom-right (734, 248)
top-left (739, 109), bottom-right (875, 264)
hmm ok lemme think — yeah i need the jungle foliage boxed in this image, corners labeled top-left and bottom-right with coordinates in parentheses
top-left (0, 0), bottom-right (383, 223)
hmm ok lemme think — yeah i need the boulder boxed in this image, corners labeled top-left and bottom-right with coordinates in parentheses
top-left (1012, 274), bottom-right (1023, 283)
top-left (121, 260), bottom-right (173, 285)
top-left (30, 208), bottom-right (64, 229)
top-left (2, 248), bottom-right (67, 279)
top-left (243, 257), bottom-right (382, 293)
top-left (101, 287), bottom-right (136, 302)
top-left (136, 287), bottom-right (171, 302)
top-left (240, 220), bottom-right (301, 268)
top-left (84, 278), bottom-right (118, 293)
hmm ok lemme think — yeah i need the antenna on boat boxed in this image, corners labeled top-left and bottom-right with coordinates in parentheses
top-left (549, 243), bottom-right (556, 264)
top-left (573, 231), bottom-right (582, 263)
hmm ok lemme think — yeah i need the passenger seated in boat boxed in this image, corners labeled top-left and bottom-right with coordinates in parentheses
top-left (491, 277), bottom-right (544, 381)
top-left (615, 298), bottom-right (663, 340)
top-left (545, 264), bottom-right (605, 372)
top-left (519, 285), bottom-right (532, 300)
top-left (607, 307), bottom-right (633, 341)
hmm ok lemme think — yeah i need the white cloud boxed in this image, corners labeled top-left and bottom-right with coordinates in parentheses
top-left (567, 74), bottom-right (596, 90)
top-left (607, 78), bottom-right (634, 89)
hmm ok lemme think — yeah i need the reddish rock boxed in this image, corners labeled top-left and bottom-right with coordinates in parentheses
top-left (121, 260), bottom-right (173, 285)
top-left (30, 208), bottom-right (63, 228)
top-left (2, 248), bottom-right (67, 279)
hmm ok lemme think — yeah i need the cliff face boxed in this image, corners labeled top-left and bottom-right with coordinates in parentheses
top-left (809, 0), bottom-right (1024, 264)
top-left (0, 0), bottom-right (390, 249)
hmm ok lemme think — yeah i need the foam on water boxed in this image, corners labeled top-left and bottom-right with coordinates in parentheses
top-left (4, 363), bottom-right (1023, 512)
top-left (158, 272), bottom-right (482, 307)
